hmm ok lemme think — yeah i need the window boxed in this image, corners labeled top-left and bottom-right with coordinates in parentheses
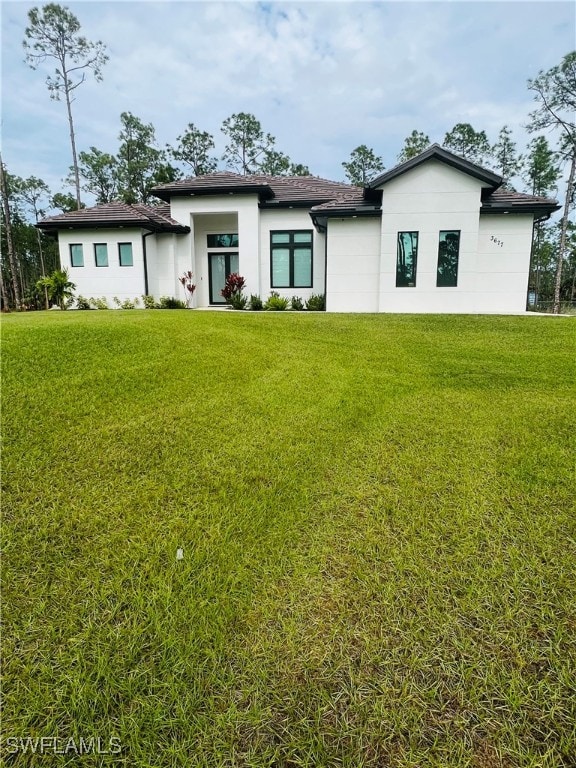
top-left (69, 244), bottom-right (84, 267)
top-left (207, 233), bottom-right (239, 248)
top-left (436, 230), bottom-right (461, 287)
top-left (396, 232), bottom-right (418, 287)
top-left (270, 230), bottom-right (313, 288)
top-left (94, 243), bottom-right (108, 267)
top-left (118, 242), bottom-right (133, 267)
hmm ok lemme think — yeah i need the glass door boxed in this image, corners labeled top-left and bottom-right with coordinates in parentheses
top-left (208, 252), bottom-right (239, 304)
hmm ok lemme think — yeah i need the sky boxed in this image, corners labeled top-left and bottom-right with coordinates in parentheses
top-left (1, 0), bottom-right (574, 205)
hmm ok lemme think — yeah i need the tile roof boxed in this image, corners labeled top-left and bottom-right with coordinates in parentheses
top-left (37, 202), bottom-right (190, 233)
top-left (152, 173), bottom-right (360, 205)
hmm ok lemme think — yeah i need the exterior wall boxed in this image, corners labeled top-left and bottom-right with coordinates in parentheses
top-left (170, 194), bottom-right (260, 306)
top-left (192, 213), bottom-right (237, 307)
top-left (475, 214), bottom-right (534, 313)
top-left (147, 233), bottom-right (189, 303)
top-left (377, 160), bottom-right (489, 313)
top-left (326, 218), bottom-right (381, 312)
top-left (58, 228), bottom-right (146, 305)
top-left (259, 209), bottom-right (325, 303)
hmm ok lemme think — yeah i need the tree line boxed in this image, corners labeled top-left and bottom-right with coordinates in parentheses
top-left (1, 3), bottom-right (574, 312)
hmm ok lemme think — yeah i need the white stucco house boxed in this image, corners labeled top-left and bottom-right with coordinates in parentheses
top-left (38, 145), bottom-right (559, 313)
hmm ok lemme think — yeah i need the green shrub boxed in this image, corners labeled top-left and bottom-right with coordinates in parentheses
top-left (229, 293), bottom-right (247, 310)
top-left (141, 294), bottom-right (158, 309)
top-left (291, 296), bottom-right (304, 311)
top-left (159, 296), bottom-right (187, 309)
top-left (76, 296), bottom-right (92, 310)
top-left (306, 293), bottom-right (326, 311)
top-left (248, 294), bottom-right (263, 311)
top-left (89, 297), bottom-right (109, 310)
top-left (264, 292), bottom-right (289, 311)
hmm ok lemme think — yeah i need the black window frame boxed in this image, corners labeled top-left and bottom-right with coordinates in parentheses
top-left (206, 233), bottom-right (239, 249)
top-left (270, 230), bottom-right (313, 289)
top-left (436, 230), bottom-right (461, 288)
top-left (69, 243), bottom-right (84, 268)
top-left (94, 242), bottom-right (109, 268)
top-left (396, 231), bottom-right (419, 288)
top-left (118, 242), bottom-right (134, 267)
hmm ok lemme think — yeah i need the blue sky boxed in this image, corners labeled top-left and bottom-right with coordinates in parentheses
top-left (1, 0), bottom-right (574, 203)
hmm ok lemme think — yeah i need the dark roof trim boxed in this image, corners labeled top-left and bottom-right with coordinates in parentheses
top-left (37, 219), bottom-right (190, 234)
top-left (153, 185), bottom-right (274, 202)
top-left (480, 203), bottom-right (560, 217)
top-left (260, 199), bottom-right (337, 209)
top-left (368, 144), bottom-right (502, 189)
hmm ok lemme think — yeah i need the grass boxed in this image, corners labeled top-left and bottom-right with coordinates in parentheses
top-left (2, 310), bottom-right (575, 767)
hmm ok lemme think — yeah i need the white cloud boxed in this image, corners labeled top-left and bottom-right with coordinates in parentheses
top-left (1, 0), bottom-right (574, 190)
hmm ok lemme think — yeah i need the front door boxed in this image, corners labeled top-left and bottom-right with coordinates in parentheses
top-left (208, 252), bottom-right (239, 304)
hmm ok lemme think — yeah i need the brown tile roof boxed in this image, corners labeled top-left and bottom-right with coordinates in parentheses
top-left (481, 187), bottom-right (560, 216)
top-left (152, 173), bottom-right (360, 205)
top-left (37, 202), bottom-right (190, 233)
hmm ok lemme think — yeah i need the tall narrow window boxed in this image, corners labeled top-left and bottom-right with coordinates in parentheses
top-left (396, 232), bottom-right (418, 287)
top-left (94, 243), bottom-right (108, 267)
top-left (436, 230), bottom-right (460, 287)
top-left (118, 242), bottom-right (133, 267)
top-left (270, 231), bottom-right (313, 288)
top-left (69, 244), bottom-right (84, 267)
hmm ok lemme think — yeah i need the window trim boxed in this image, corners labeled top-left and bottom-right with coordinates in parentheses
top-left (396, 231), bottom-right (419, 288)
top-left (118, 242), bottom-right (134, 267)
top-left (94, 242), bottom-right (109, 268)
top-left (436, 230), bottom-right (461, 288)
top-left (69, 243), bottom-right (84, 268)
top-left (270, 230), bottom-right (313, 289)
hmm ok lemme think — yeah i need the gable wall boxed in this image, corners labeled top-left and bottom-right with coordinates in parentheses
top-left (377, 159), bottom-right (487, 312)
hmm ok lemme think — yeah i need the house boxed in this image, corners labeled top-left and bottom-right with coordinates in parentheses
top-left (37, 145), bottom-right (559, 313)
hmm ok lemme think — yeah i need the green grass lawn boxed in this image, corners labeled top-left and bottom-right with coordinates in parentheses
top-left (2, 310), bottom-right (575, 767)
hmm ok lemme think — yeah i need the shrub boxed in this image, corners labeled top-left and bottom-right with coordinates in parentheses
top-left (264, 291), bottom-right (289, 311)
top-left (178, 271), bottom-right (196, 308)
top-left (90, 297), bottom-right (109, 310)
top-left (220, 273), bottom-right (247, 310)
top-left (76, 296), bottom-right (92, 310)
top-left (141, 294), bottom-right (158, 309)
top-left (229, 293), bottom-right (248, 310)
top-left (248, 294), bottom-right (263, 311)
top-left (159, 296), bottom-right (187, 309)
top-left (306, 293), bottom-right (326, 311)
top-left (291, 296), bottom-right (304, 311)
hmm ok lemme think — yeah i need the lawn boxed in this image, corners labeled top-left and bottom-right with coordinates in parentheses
top-left (2, 310), bottom-right (575, 767)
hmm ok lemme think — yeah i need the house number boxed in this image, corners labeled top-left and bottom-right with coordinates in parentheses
top-left (490, 235), bottom-right (504, 247)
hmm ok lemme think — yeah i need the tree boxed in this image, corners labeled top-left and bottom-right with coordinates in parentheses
top-left (77, 147), bottom-right (119, 203)
top-left (13, 176), bottom-right (52, 308)
top-left (259, 150), bottom-right (291, 176)
top-left (523, 137), bottom-right (562, 307)
top-left (169, 123), bottom-right (218, 176)
top-left (523, 136), bottom-right (561, 196)
top-left (443, 123), bottom-right (491, 166)
top-left (491, 126), bottom-right (523, 188)
top-left (51, 191), bottom-right (82, 212)
top-left (116, 112), bottom-right (180, 203)
top-left (0, 156), bottom-right (22, 309)
top-left (36, 268), bottom-right (75, 309)
top-left (342, 145), bottom-right (384, 185)
top-left (23, 4), bottom-right (108, 209)
top-left (528, 51), bottom-right (576, 313)
top-left (397, 130), bottom-right (430, 162)
top-left (289, 163), bottom-right (311, 176)
top-left (221, 113), bottom-right (275, 175)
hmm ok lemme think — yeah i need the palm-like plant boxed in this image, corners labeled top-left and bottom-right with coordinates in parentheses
top-left (36, 269), bottom-right (76, 310)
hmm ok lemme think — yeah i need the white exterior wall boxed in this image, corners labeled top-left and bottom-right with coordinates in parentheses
top-left (58, 228), bottom-right (146, 304)
top-left (476, 214), bottom-right (534, 313)
top-left (377, 160), bottom-right (489, 313)
top-left (170, 194), bottom-right (260, 306)
top-left (259, 209), bottom-right (325, 302)
top-left (192, 213), bottom-right (237, 307)
top-left (326, 218), bottom-right (381, 312)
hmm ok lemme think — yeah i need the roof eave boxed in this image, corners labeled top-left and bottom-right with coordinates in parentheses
top-left (36, 220), bottom-right (190, 234)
